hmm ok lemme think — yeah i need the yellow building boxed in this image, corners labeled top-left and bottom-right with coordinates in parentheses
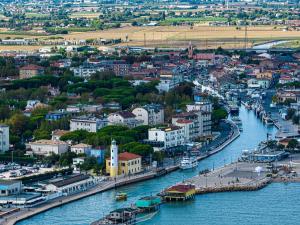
top-left (19, 64), bottom-right (44, 79)
top-left (106, 152), bottom-right (142, 176)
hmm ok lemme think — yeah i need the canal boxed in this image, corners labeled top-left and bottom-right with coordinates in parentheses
top-left (19, 106), bottom-right (300, 225)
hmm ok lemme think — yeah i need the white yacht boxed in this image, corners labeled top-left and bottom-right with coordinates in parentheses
top-left (180, 157), bottom-right (198, 170)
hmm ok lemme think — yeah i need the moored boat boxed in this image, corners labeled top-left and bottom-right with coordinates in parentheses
top-left (116, 192), bottom-right (127, 201)
top-left (180, 157), bottom-right (198, 170)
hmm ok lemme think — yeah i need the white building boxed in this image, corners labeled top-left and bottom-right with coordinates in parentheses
top-left (70, 65), bottom-right (105, 78)
top-left (45, 174), bottom-right (103, 196)
top-left (70, 115), bottom-right (108, 132)
top-left (29, 140), bottom-right (68, 156)
top-left (247, 78), bottom-right (270, 89)
top-left (156, 71), bottom-right (183, 93)
top-left (148, 126), bottom-right (185, 150)
top-left (71, 143), bottom-right (92, 155)
top-left (132, 104), bottom-right (164, 126)
top-left (108, 111), bottom-right (142, 128)
top-left (0, 125), bottom-right (9, 152)
top-left (186, 102), bottom-right (212, 138)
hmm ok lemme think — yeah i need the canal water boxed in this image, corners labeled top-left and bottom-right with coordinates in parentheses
top-left (19, 106), bottom-right (300, 225)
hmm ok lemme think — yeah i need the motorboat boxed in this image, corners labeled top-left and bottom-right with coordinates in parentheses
top-left (180, 157), bottom-right (198, 170)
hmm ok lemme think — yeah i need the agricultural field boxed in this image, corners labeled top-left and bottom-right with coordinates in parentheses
top-left (159, 17), bottom-right (227, 25)
top-left (61, 25), bottom-right (300, 48)
top-left (273, 40), bottom-right (300, 49)
top-left (69, 12), bottom-right (101, 19)
top-left (0, 45), bottom-right (41, 51)
top-left (25, 13), bottom-right (50, 18)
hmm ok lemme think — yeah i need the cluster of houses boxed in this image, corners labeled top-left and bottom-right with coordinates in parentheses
top-left (25, 100), bottom-right (212, 157)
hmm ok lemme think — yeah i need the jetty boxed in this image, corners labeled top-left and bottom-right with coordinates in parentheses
top-left (174, 162), bottom-right (272, 195)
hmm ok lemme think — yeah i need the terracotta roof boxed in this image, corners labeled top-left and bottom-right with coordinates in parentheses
top-left (20, 64), bottom-right (43, 70)
top-left (166, 184), bottom-right (195, 193)
top-left (176, 119), bottom-right (193, 124)
top-left (119, 152), bottom-right (141, 161)
top-left (52, 130), bottom-right (70, 137)
top-left (193, 53), bottom-right (215, 60)
top-left (29, 139), bottom-right (67, 145)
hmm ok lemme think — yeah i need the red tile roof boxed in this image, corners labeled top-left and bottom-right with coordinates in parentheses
top-left (166, 184), bottom-right (195, 193)
top-left (20, 64), bottom-right (43, 71)
top-left (176, 119), bottom-right (193, 124)
top-left (119, 152), bottom-right (141, 161)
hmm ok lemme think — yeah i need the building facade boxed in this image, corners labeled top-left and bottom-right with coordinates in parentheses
top-left (108, 111), bottom-right (142, 128)
top-left (0, 125), bottom-right (9, 152)
top-left (132, 104), bottom-right (164, 126)
top-left (148, 126), bottom-right (185, 150)
top-left (106, 152), bottom-right (142, 176)
top-left (29, 140), bottom-right (68, 156)
top-left (71, 143), bottom-right (92, 155)
top-left (70, 115), bottom-right (108, 132)
top-left (19, 64), bottom-right (44, 79)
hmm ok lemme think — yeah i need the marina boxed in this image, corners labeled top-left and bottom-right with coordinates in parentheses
top-left (14, 106), bottom-right (279, 225)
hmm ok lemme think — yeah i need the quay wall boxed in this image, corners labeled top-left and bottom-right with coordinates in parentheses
top-left (4, 120), bottom-right (239, 225)
top-left (196, 178), bottom-right (272, 195)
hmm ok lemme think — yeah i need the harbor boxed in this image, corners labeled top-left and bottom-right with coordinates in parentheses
top-left (13, 106), bottom-right (280, 225)
top-left (2, 119), bottom-right (239, 225)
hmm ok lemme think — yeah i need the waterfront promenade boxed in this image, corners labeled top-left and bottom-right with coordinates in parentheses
top-left (2, 120), bottom-right (240, 225)
top-left (2, 171), bottom-right (159, 225)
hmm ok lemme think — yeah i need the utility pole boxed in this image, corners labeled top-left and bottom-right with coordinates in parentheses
top-left (244, 25), bottom-right (248, 51)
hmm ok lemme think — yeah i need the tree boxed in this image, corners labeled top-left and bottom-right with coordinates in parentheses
top-left (286, 108), bottom-right (296, 120)
top-left (212, 108), bottom-right (228, 125)
top-left (59, 151), bottom-right (77, 167)
top-left (287, 139), bottom-right (298, 149)
top-left (80, 156), bottom-right (98, 171)
top-left (7, 113), bottom-right (30, 136)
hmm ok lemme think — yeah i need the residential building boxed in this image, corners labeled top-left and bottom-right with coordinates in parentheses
top-left (247, 78), bottom-right (270, 89)
top-left (70, 115), bottom-right (108, 132)
top-left (156, 70), bottom-right (183, 93)
top-left (71, 143), bottom-right (92, 155)
top-left (132, 104), bottom-right (164, 126)
top-left (172, 112), bottom-right (200, 142)
top-left (0, 180), bottom-right (22, 196)
top-left (89, 147), bottom-right (106, 164)
top-left (19, 64), bottom-right (44, 79)
top-left (51, 130), bottom-right (70, 141)
top-left (0, 125), bottom-right (9, 152)
top-left (186, 102), bottom-right (212, 138)
top-left (29, 139), bottom-right (68, 156)
top-left (148, 126), bottom-right (185, 150)
top-left (46, 111), bottom-right (69, 121)
top-left (71, 65), bottom-right (105, 78)
top-left (108, 111), bottom-right (142, 128)
top-left (106, 152), bottom-right (142, 176)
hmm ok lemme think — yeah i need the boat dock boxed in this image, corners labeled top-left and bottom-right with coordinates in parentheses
top-left (180, 162), bottom-right (272, 194)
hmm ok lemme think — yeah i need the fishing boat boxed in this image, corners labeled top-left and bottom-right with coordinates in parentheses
top-left (116, 192), bottom-right (127, 201)
top-left (180, 157), bottom-right (198, 170)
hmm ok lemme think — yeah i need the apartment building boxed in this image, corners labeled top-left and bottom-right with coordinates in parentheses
top-left (70, 115), bottom-right (108, 132)
top-left (132, 104), bottom-right (164, 126)
top-left (148, 126), bottom-right (185, 150)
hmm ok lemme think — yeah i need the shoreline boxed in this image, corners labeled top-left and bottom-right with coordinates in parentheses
top-left (2, 120), bottom-right (240, 225)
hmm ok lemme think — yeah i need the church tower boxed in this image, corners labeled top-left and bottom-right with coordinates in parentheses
top-left (188, 41), bottom-right (194, 59)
